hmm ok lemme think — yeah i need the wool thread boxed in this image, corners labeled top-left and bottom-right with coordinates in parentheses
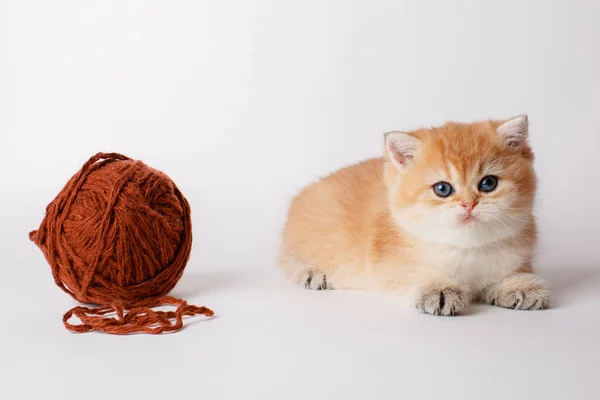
top-left (30, 152), bottom-right (213, 334)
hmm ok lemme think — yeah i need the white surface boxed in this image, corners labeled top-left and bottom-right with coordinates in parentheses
top-left (1, 1), bottom-right (599, 399)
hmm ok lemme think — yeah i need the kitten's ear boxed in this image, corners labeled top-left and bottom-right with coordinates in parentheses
top-left (384, 131), bottom-right (420, 169)
top-left (497, 115), bottom-right (529, 148)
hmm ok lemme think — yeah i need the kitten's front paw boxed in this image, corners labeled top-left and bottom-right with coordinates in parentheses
top-left (482, 273), bottom-right (550, 310)
top-left (301, 270), bottom-right (333, 290)
top-left (415, 284), bottom-right (469, 316)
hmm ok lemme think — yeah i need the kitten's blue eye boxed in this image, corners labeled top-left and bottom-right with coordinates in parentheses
top-left (479, 176), bottom-right (498, 192)
top-left (433, 181), bottom-right (453, 198)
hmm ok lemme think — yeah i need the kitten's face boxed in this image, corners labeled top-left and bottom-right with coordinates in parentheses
top-left (385, 116), bottom-right (536, 248)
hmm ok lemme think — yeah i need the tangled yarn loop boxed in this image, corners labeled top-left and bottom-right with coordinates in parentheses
top-left (30, 152), bottom-right (213, 334)
top-left (63, 296), bottom-right (213, 334)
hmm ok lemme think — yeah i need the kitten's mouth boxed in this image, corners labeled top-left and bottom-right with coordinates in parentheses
top-left (461, 214), bottom-right (478, 224)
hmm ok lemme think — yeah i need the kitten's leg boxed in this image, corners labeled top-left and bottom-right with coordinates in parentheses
top-left (480, 273), bottom-right (549, 310)
top-left (371, 266), bottom-right (470, 316)
top-left (278, 249), bottom-right (333, 290)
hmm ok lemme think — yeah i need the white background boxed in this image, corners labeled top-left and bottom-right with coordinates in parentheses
top-left (1, 1), bottom-right (599, 399)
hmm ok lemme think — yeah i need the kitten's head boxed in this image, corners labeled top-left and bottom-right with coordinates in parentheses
top-left (384, 115), bottom-right (536, 248)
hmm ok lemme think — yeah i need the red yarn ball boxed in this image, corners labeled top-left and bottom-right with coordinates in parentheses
top-left (30, 153), bottom-right (212, 334)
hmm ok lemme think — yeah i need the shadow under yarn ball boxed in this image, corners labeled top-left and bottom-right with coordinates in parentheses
top-left (30, 153), bottom-right (213, 334)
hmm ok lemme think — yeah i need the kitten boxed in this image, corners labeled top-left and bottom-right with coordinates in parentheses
top-left (279, 115), bottom-right (549, 315)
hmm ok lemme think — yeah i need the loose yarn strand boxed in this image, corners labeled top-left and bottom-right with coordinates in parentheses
top-left (63, 297), bottom-right (214, 334)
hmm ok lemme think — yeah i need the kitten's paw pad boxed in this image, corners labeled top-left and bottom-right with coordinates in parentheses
top-left (416, 285), bottom-right (468, 316)
top-left (301, 271), bottom-right (332, 290)
top-left (484, 274), bottom-right (549, 310)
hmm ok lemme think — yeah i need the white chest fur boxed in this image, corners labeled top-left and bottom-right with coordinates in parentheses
top-left (416, 240), bottom-right (529, 293)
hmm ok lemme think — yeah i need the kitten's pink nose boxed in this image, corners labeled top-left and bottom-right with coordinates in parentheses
top-left (461, 201), bottom-right (478, 213)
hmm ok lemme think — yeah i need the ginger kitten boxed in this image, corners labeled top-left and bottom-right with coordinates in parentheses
top-left (279, 115), bottom-right (549, 315)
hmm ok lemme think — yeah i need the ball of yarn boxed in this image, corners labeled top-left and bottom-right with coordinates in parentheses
top-left (30, 152), bottom-right (213, 334)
